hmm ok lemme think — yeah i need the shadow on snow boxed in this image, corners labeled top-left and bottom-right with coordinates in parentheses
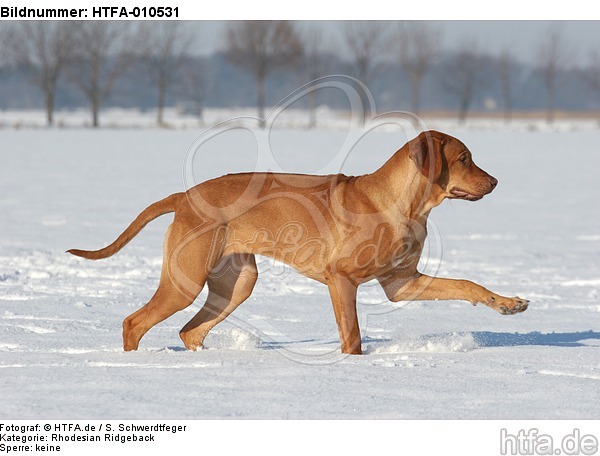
top-left (471, 330), bottom-right (600, 348)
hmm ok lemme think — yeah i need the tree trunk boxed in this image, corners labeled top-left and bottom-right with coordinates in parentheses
top-left (91, 97), bottom-right (99, 128)
top-left (504, 106), bottom-right (512, 124)
top-left (45, 91), bottom-right (54, 127)
top-left (196, 104), bottom-right (203, 124)
top-left (410, 73), bottom-right (422, 115)
top-left (458, 90), bottom-right (471, 124)
top-left (502, 91), bottom-right (512, 124)
top-left (157, 80), bottom-right (166, 127)
top-left (308, 89), bottom-right (317, 129)
top-left (503, 88), bottom-right (512, 123)
top-left (501, 71), bottom-right (512, 124)
top-left (256, 71), bottom-right (266, 128)
top-left (546, 80), bottom-right (555, 124)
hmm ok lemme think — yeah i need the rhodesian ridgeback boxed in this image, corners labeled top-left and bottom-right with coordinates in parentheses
top-left (69, 130), bottom-right (528, 354)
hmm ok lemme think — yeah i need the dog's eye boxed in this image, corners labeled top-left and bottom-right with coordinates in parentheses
top-left (460, 155), bottom-right (468, 165)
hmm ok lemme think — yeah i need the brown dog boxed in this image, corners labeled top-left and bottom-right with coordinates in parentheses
top-left (68, 130), bottom-right (528, 354)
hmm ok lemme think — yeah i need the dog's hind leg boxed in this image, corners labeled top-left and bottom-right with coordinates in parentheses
top-left (179, 253), bottom-right (258, 350)
top-left (122, 222), bottom-right (217, 351)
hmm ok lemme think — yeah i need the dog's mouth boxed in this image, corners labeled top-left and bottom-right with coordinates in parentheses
top-left (449, 188), bottom-right (485, 201)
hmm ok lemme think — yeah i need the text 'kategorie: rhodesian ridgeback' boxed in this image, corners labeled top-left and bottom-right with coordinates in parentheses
top-left (69, 130), bottom-right (528, 354)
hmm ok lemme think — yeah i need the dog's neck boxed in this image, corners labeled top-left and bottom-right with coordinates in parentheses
top-left (355, 144), bottom-right (447, 219)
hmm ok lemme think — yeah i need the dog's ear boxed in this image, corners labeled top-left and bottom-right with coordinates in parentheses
top-left (409, 131), bottom-right (446, 183)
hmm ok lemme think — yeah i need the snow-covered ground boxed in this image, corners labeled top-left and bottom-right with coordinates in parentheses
top-left (2, 106), bottom-right (599, 133)
top-left (1, 114), bottom-right (599, 419)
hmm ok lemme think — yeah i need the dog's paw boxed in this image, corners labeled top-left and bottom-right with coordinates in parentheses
top-left (494, 296), bottom-right (529, 315)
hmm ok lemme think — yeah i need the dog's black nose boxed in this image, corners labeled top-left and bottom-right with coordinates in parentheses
top-left (489, 176), bottom-right (498, 188)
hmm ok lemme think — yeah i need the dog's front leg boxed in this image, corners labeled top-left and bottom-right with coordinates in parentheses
top-left (326, 273), bottom-right (362, 355)
top-left (380, 273), bottom-right (528, 315)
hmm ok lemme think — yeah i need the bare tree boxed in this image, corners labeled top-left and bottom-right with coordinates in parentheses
top-left (225, 21), bottom-right (303, 126)
top-left (302, 25), bottom-right (331, 128)
top-left (580, 51), bottom-right (600, 103)
top-left (441, 40), bottom-right (485, 123)
top-left (9, 21), bottom-right (75, 126)
top-left (342, 21), bottom-right (388, 89)
top-left (498, 48), bottom-right (517, 123)
top-left (536, 25), bottom-right (570, 124)
top-left (68, 22), bottom-right (137, 128)
top-left (395, 21), bottom-right (442, 114)
top-left (140, 22), bottom-right (191, 127)
top-left (0, 25), bottom-right (12, 110)
top-left (0, 24), bottom-right (12, 71)
top-left (580, 51), bottom-right (600, 122)
top-left (180, 57), bottom-right (212, 125)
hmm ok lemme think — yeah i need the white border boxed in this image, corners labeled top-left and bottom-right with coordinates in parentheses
top-left (3, 0), bottom-right (598, 20)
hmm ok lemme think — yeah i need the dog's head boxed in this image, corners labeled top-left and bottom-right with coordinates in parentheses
top-left (409, 130), bottom-right (498, 202)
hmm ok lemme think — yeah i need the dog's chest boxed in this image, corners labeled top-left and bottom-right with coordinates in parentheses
top-left (332, 218), bottom-right (427, 280)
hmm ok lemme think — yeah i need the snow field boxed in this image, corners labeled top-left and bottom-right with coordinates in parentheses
top-left (0, 125), bottom-right (598, 419)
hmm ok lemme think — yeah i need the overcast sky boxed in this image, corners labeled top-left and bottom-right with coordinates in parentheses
top-left (191, 21), bottom-right (600, 65)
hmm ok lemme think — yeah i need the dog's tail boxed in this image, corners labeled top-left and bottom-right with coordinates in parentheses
top-left (67, 192), bottom-right (184, 260)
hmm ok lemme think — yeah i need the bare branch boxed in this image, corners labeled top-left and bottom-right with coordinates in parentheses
top-left (68, 21), bottom-right (139, 127)
top-left (580, 50), bottom-right (600, 95)
top-left (224, 21), bottom-right (303, 125)
top-left (0, 23), bottom-right (13, 71)
top-left (536, 24), bottom-right (572, 123)
top-left (440, 40), bottom-right (486, 123)
top-left (342, 21), bottom-right (388, 88)
top-left (179, 57), bottom-right (213, 125)
top-left (9, 21), bottom-right (76, 126)
top-left (395, 21), bottom-right (442, 114)
top-left (138, 21), bottom-right (192, 126)
top-left (301, 25), bottom-right (331, 128)
top-left (498, 47), bottom-right (517, 122)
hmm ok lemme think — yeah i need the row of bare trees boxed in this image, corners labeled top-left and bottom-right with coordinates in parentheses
top-left (1, 21), bottom-right (599, 127)
top-left (339, 22), bottom-right (598, 124)
top-left (2, 21), bottom-right (193, 127)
